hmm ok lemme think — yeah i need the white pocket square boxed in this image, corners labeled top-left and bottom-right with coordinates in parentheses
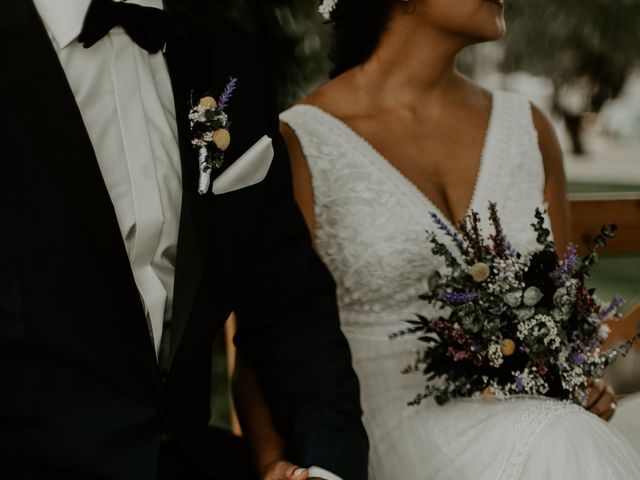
top-left (211, 135), bottom-right (274, 195)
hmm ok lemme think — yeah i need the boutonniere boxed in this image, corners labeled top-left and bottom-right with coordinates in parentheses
top-left (189, 77), bottom-right (238, 195)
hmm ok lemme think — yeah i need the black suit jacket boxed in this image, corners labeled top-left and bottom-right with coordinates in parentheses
top-left (0, 2), bottom-right (368, 479)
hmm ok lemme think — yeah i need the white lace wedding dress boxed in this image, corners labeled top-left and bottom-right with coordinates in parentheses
top-left (281, 91), bottom-right (640, 479)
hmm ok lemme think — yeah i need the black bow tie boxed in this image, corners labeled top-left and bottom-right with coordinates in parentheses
top-left (79, 0), bottom-right (180, 54)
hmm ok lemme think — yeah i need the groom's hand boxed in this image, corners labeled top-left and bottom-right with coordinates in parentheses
top-left (262, 460), bottom-right (309, 480)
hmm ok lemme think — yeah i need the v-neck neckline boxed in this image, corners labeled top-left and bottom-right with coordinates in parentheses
top-left (295, 92), bottom-right (499, 234)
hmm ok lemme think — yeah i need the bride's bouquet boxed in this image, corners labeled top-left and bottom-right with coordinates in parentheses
top-left (394, 203), bottom-right (637, 406)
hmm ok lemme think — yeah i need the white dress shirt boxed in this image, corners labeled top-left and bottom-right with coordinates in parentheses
top-left (34, 0), bottom-right (182, 355)
top-left (33, 2), bottom-right (341, 478)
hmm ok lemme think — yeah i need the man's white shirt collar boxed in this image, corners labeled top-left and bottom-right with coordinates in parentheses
top-left (33, 0), bottom-right (164, 50)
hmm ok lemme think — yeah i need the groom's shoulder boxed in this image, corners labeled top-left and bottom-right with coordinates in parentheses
top-left (0, 0), bottom-right (34, 34)
top-left (172, 8), bottom-right (269, 76)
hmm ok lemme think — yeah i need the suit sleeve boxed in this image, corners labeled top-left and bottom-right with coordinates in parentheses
top-left (233, 57), bottom-right (369, 480)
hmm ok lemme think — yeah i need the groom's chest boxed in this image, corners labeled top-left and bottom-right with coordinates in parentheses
top-left (1, 17), bottom-right (269, 310)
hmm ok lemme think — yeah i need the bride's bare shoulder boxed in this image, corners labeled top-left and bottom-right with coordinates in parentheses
top-left (456, 76), bottom-right (494, 111)
top-left (298, 74), bottom-right (360, 117)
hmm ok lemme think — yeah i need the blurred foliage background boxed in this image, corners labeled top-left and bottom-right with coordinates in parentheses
top-left (503, 0), bottom-right (640, 101)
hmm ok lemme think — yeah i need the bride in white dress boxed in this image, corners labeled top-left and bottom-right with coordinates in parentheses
top-left (233, 0), bottom-right (640, 479)
top-left (280, 94), bottom-right (640, 479)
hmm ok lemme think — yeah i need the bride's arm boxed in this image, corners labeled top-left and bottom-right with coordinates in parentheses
top-left (232, 350), bottom-right (308, 480)
top-left (532, 104), bottom-right (571, 255)
top-left (280, 122), bottom-right (316, 236)
top-left (532, 104), bottom-right (617, 422)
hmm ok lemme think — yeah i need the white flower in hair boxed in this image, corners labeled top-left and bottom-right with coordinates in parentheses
top-left (319, 0), bottom-right (339, 20)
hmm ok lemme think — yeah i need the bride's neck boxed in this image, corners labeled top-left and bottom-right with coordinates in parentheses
top-left (355, 16), bottom-right (470, 108)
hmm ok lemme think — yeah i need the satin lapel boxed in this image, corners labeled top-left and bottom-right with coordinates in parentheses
top-left (164, 33), bottom-right (213, 367)
top-left (1, 1), bottom-right (160, 382)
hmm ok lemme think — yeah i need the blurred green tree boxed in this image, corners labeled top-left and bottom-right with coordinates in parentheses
top-left (501, 0), bottom-right (640, 153)
top-left (502, 0), bottom-right (640, 107)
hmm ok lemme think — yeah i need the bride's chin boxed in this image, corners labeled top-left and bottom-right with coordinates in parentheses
top-left (464, 28), bottom-right (505, 45)
top-left (477, 20), bottom-right (507, 42)
top-left (454, 14), bottom-right (506, 43)
top-left (489, 26), bottom-right (506, 41)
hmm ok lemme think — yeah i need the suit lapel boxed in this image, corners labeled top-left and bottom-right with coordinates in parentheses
top-left (1, 1), bottom-right (159, 380)
top-left (164, 32), bottom-right (213, 367)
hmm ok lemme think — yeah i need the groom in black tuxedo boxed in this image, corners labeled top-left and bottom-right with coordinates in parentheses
top-left (0, 1), bottom-right (368, 479)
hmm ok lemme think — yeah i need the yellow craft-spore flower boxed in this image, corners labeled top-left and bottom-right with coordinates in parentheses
top-left (469, 262), bottom-right (490, 282)
top-left (501, 339), bottom-right (516, 356)
top-left (212, 129), bottom-right (231, 151)
top-left (199, 96), bottom-right (217, 109)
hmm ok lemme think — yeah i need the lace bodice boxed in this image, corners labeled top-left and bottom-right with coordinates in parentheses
top-left (281, 92), bottom-right (546, 325)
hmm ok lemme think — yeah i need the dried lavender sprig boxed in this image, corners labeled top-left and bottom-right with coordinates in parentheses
top-left (428, 232), bottom-right (460, 269)
top-left (599, 295), bottom-right (625, 320)
top-left (551, 243), bottom-right (578, 282)
top-left (565, 242), bottom-right (578, 269)
top-left (217, 77), bottom-right (238, 111)
top-left (570, 353), bottom-right (587, 365)
top-left (443, 291), bottom-right (479, 303)
top-left (506, 240), bottom-right (519, 258)
top-left (429, 212), bottom-right (466, 254)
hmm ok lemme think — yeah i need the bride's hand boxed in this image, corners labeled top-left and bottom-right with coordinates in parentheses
top-left (262, 461), bottom-right (309, 480)
top-left (585, 378), bottom-right (617, 421)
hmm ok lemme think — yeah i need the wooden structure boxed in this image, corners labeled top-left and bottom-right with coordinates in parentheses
top-left (569, 193), bottom-right (640, 256)
top-left (568, 193), bottom-right (640, 348)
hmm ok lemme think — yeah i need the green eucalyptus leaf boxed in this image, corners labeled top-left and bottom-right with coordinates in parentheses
top-left (515, 306), bottom-right (536, 321)
top-left (601, 224), bottom-right (618, 238)
top-left (503, 289), bottom-right (523, 308)
top-left (523, 286), bottom-right (544, 306)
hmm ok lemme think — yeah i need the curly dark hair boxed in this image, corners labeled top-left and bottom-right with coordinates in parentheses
top-left (327, 0), bottom-right (396, 78)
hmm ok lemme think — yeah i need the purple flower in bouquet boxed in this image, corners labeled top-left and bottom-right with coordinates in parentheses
top-left (551, 243), bottom-right (579, 283)
top-left (599, 295), bottom-right (625, 320)
top-left (429, 212), bottom-right (466, 254)
top-left (443, 291), bottom-right (479, 303)
top-left (570, 353), bottom-right (588, 365)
